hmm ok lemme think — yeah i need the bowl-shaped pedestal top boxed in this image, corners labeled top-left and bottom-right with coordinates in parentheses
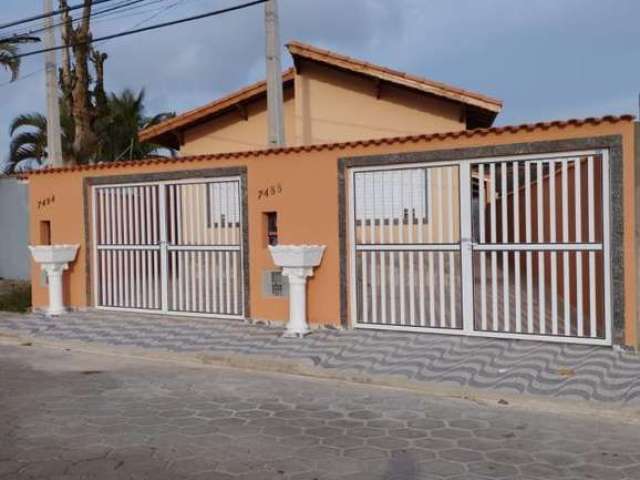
top-left (269, 245), bottom-right (326, 268)
top-left (29, 244), bottom-right (79, 264)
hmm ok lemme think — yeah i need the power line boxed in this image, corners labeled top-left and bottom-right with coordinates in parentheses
top-left (14, 0), bottom-right (268, 60)
top-left (0, 0), bottom-right (122, 32)
top-left (0, 0), bottom-right (155, 40)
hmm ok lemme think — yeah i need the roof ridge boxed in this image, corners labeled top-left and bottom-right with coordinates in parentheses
top-left (26, 114), bottom-right (635, 177)
top-left (285, 40), bottom-right (503, 109)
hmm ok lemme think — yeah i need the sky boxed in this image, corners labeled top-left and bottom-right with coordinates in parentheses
top-left (2, 0), bottom-right (640, 163)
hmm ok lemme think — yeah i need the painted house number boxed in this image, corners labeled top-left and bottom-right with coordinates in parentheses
top-left (37, 195), bottom-right (55, 209)
top-left (257, 183), bottom-right (283, 200)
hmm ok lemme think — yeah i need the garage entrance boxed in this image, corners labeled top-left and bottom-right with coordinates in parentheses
top-left (348, 150), bottom-right (612, 345)
top-left (91, 177), bottom-right (244, 318)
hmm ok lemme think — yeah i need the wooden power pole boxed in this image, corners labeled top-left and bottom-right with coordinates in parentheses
top-left (43, 0), bottom-right (64, 167)
top-left (265, 0), bottom-right (285, 147)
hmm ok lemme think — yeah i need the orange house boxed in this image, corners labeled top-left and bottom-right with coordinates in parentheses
top-left (23, 42), bottom-right (639, 349)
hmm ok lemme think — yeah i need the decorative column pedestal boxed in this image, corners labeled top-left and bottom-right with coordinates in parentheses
top-left (28, 245), bottom-right (79, 316)
top-left (269, 245), bottom-right (326, 338)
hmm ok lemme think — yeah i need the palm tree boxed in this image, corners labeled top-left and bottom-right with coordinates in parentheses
top-left (0, 36), bottom-right (39, 82)
top-left (5, 109), bottom-right (74, 172)
top-left (0, 42), bottom-right (19, 82)
top-left (4, 88), bottom-right (173, 172)
top-left (96, 88), bottom-right (174, 162)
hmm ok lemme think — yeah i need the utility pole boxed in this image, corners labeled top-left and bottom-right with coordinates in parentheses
top-left (265, 0), bottom-right (285, 147)
top-left (43, 0), bottom-right (64, 167)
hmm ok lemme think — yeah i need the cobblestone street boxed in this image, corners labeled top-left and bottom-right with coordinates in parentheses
top-left (1, 341), bottom-right (639, 480)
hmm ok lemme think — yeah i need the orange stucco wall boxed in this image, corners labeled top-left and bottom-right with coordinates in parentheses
top-left (27, 120), bottom-right (637, 347)
top-left (181, 86), bottom-right (297, 155)
top-left (178, 62), bottom-right (465, 156)
top-left (294, 61), bottom-right (464, 146)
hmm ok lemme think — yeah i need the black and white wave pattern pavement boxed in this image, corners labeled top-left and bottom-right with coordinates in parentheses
top-left (1, 311), bottom-right (639, 405)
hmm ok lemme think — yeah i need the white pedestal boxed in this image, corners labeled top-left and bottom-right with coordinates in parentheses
top-left (281, 267), bottom-right (313, 337)
top-left (268, 245), bottom-right (326, 338)
top-left (40, 263), bottom-right (68, 315)
top-left (29, 245), bottom-right (79, 316)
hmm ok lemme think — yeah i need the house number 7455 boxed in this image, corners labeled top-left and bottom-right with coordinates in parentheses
top-left (257, 183), bottom-right (283, 199)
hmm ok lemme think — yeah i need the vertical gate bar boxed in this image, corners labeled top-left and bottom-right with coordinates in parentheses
top-left (601, 150), bottom-right (612, 342)
top-left (588, 156), bottom-right (597, 337)
top-left (427, 170), bottom-right (435, 325)
top-left (225, 184), bottom-right (232, 314)
top-left (459, 162), bottom-right (473, 333)
top-left (109, 188), bottom-right (116, 245)
top-left (479, 164), bottom-right (487, 330)
top-left (152, 187), bottom-right (160, 309)
top-left (188, 185), bottom-right (195, 245)
top-left (115, 187), bottom-right (121, 245)
top-left (408, 170), bottom-right (416, 326)
top-left (448, 167), bottom-right (456, 328)
top-left (190, 251), bottom-right (196, 312)
top-left (205, 254), bottom-right (211, 313)
top-left (562, 158), bottom-right (571, 335)
top-left (417, 169), bottom-right (426, 326)
top-left (92, 188), bottom-right (100, 306)
top-left (233, 250), bottom-right (238, 314)
top-left (537, 161), bottom-right (546, 334)
top-left (196, 183), bottom-right (203, 246)
top-left (437, 168), bottom-right (446, 327)
top-left (380, 172), bottom-right (388, 324)
top-left (513, 161), bottom-right (521, 332)
top-left (117, 249), bottom-right (123, 307)
top-left (123, 191), bottom-right (130, 306)
top-left (360, 182), bottom-right (368, 321)
top-left (177, 185), bottom-right (184, 246)
top-left (389, 172), bottom-right (396, 325)
top-left (501, 162), bottom-right (509, 331)
top-left (98, 189), bottom-right (106, 306)
top-left (550, 160), bottom-right (558, 335)
top-left (133, 187), bottom-right (140, 308)
top-left (399, 172), bottom-right (407, 325)
top-left (169, 185), bottom-right (176, 310)
top-left (525, 162), bottom-right (533, 333)
top-left (348, 170), bottom-right (358, 326)
top-left (105, 250), bottom-right (111, 306)
top-left (178, 251), bottom-right (184, 311)
top-left (370, 173), bottom-right (379, 324)
top-left (159, 185), bottom-right (169, 312)
top-left (198, 251), bottom-right (204, 312)
top-left (575, 158), bottom-right (584, 336)
top-left (489, 163), bottom-right (498, 331)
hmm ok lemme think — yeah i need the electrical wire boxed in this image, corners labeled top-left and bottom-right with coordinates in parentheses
top-left (14, 0), bottom-right (268, 60)
top-left (0, 0), bottom-right (123, 32)
top-left (1, 0), bottom-right (160, 40)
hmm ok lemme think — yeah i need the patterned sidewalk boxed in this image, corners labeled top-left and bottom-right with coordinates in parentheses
top-left (1, 310), bottom-right (639, 406)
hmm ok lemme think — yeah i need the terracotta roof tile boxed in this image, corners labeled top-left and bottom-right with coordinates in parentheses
top-left (138, 68), bottom-right (295, 144)
top-left (23, 114), bottom-right (634, 177)
top-left (286, 40), bottom-right (502, 113)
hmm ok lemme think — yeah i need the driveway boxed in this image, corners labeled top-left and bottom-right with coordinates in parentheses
top-left (1, 340), bottom-right (639, 479)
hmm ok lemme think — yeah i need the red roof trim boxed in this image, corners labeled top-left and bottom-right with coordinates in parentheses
top-left (24, 114), bottom-right (634, 177)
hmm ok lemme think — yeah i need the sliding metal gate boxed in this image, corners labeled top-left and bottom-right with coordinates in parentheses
top-left (349, 150), bottom-right (612, 345)
top-left (92, 177), bottom-right (244, 318)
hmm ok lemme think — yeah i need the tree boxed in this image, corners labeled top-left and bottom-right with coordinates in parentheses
top-left (59, 0), bottom-right (108, 161)
top-left (96, 88), bottom-right (174, 162)
top-left (5, 106), bottom-right (75, 173)
top-left (5, 89), bottom-right (173, 173)
top-left (0, 36), bottom-right (39, 82)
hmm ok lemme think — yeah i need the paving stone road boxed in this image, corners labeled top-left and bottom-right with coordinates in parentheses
top-left (1, 341), bottom-right (639, 480)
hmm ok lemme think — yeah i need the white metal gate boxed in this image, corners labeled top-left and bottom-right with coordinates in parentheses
top-left (349, 150), bottom-right (612, 345)
top-left (92, 177), bottom-right (244, 318)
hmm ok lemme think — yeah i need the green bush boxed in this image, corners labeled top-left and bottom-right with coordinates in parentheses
top-left (0, 281), bottom-right (31, 313)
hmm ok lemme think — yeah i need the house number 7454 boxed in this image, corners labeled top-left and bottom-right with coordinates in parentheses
top-left (257, 183), bottom-right (283, 199)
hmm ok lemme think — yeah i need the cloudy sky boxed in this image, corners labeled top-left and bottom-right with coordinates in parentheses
top-left (1, 0), bottom-right (639, 161)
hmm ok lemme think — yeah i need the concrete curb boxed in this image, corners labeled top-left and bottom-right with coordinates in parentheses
top-left (1, 329), bottom-right (639, 425)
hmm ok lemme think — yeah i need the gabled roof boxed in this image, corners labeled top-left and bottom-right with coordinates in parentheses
top-left (138, 69), bottom-right (295, 148)
top-left (139, 41), bottom-right (504, 148)
top-left (286, 41), bottom-right (502, 127)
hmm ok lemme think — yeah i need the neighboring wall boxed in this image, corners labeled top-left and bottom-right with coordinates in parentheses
top-left (25, 119), bottom-right (637, 347)
top-left (293, 61), bottom-right (465, 146)
top-left (0, 177), bottom-right (29, 281)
